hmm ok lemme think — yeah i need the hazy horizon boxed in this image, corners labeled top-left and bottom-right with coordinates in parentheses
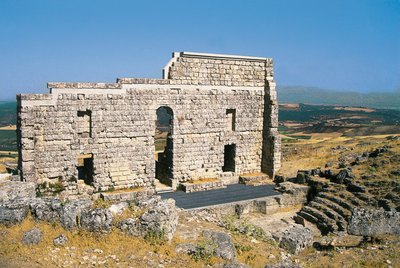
top-left (2, 85), bottom-right (399, 109)
top-left (0, 0), bottom-right (399, 100)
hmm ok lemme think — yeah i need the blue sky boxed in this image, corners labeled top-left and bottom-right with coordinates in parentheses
top-left (0, 0), bottom-right (399, 100)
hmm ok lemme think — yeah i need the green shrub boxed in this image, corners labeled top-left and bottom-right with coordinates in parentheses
top-left (144, 229), bottom-right (166, 245)
top-left (235, 244), bottom-right (253, 254)
top-left (92, 198), bottom-right (113, 209)
top-left (190, 239), bottom-right (217, 261)
top-left (222, 215), bottom-right (269, 242)
top-left (48, 182), bottom-right (65, 194)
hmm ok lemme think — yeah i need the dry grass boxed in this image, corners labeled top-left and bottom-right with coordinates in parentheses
top-left (297, 235), bottom-right (400, 268)
top-left (0, 213), bottom-right (286, 268)
top-left (279, 133), bottom-right (400, 178)
top-left (176, 213), bottom-right (283, 268)
top-left (0, 152), bottom-right (17, 173)
top-left (0, 216), bottom-right (208, 267)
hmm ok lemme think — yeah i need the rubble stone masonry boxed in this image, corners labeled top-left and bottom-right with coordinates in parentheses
top-left (17, 52), bottom-right (280, 197)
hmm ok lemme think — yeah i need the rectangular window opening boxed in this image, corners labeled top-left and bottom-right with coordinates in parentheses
top-left (226, 109), bottom-right (236, 131)
top-left (222, 144), bottom-right (236, 172)
top-left (77, 110), bottom-right (92, 138)
top-left (77, 154), bottom-right (94, 185)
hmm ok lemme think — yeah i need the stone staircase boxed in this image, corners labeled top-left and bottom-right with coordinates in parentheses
top-left (295, 181), bottom-right (367, 235)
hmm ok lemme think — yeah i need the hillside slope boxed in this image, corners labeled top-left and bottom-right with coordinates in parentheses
top-left (278, 86), bottom-right (400, 110)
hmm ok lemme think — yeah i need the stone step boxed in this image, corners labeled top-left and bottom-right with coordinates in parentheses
top-left (156, 188), bottom-right (174, 194)
top-left (318, 192), bottom-right (356, 212)
top-left (351, 192), bottom-right (373, 203)
top-left (301, 206), bottom-right (339, 233)
top-left (338, 193), bottom-right (366, 207)
top-left (297, 210), bottom-right (318, 224)
top-left (295, 210), bottom-right (331, 234)
top-left (309, 201), bottom-right (346, 222)
top-left (313, 197), bottom-right (352, 220)
top-left (322, 184), bottom-right (347, 194)
top-left (309, 201), bottom-right (347, 231)
top-left (180, 180), bottom-right (226, 193)
top-left (239, 173), bottom-right (272, 185)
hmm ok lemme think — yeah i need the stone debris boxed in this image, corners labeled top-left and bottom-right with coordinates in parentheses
top-left (265, 260), bottom-right (303, 268)
top-left (203, 230), bottom-right (237, 261)
top-left (53, 234), bottom-right (68, 246)
top-left (0, 182), bottom-right (179, 240)
top-left (315, 234), bottom-right (363, 250)
top-left (30, 198), bottom-right (63, 222)
top-left (348, 208), bottom-right (400, 237)
top-left (0, 206), bottom-right (30, 226)
top-left (60, 199), bottom-right (93, 230)
top-left (80, 208), bottom-right (114, 233)
top-left (277, 224), bottom-right (313, 254)
top-left (0, 181), bottom-right (36, 226)
top-left (120, 198), bottom-right (178, 241)
top-left (22, 228), bottom-right (42, 245)
top-left (108, 202), bottom-right (128, 215)
top-left (175, 243), bottom-right (196, 254)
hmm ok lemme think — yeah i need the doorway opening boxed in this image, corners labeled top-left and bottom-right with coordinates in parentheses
top-left (155, 107), bottom-right (173, 185)
top-left (77, 153), bottom-right (94, 185)
top-left (222, 144), bottom-right (236, 172)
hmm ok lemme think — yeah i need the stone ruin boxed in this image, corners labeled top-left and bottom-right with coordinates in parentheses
top-left (17, 52), bottom-right (281, 197)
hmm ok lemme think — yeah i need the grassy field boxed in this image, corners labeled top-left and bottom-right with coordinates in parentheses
top-left (0, 129), bottom-right (17, 151)
top-left (280, 103), bottom-right (400, 128)
top-left (0, 101), bottom-right (16, 127)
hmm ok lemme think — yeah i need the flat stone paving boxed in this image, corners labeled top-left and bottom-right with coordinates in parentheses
top-left (160, 184), bottom-right (280, 209)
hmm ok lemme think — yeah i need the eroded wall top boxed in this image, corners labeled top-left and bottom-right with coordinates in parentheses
top-left (46, 52), bottom-right (274, 90)
top-left (163, 52), bottom-right (273, 87)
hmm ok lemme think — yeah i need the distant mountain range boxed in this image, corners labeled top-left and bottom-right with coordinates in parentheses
top-left (277, 86), bottom-right (400, 110)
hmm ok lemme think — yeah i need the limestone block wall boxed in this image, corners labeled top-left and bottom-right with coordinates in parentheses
top-left (17, 52), bottom-right (280, 196)
top-left (124, 84), bottom-right (265, 182)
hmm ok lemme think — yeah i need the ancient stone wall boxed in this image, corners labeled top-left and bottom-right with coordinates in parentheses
top-left (17, 52), bottom-right (280, 197)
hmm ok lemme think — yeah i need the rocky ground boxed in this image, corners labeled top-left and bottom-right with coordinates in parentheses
top-left (0, 134), bottom-right (399, 267)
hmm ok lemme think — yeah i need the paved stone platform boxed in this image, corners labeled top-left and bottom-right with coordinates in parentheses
top-left (160, 184), bottom-right (280, 209)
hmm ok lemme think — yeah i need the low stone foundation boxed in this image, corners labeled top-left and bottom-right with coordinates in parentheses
top-left (184, 182), bottom-right (309, 217)
top-left (0, 180), bottom-right (178, 241)
top-left (180, 180), bottom-right (226, 193)
top-left (100, 188), bottom-right (155, 202)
